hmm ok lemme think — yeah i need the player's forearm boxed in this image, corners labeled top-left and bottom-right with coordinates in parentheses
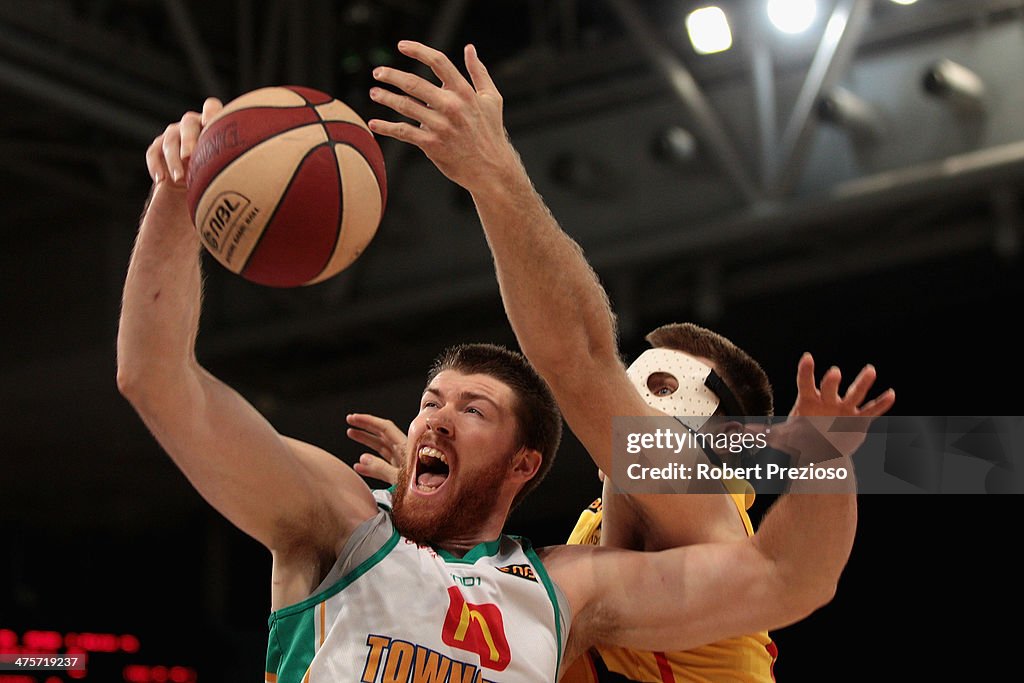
top-left (752, 477), bottom-right (857, 620)
top-left (469, 157), bottom-right (619, 374)
top-left (116, 183), bottom-right (204, 399)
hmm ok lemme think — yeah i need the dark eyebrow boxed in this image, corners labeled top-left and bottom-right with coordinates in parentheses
top-left (458, 391), bottom-right (500, 410)
top-left (422, 387), bottom-right (500, 410)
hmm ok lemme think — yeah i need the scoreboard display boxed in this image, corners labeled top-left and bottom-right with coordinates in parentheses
top-left (0, 629), bottom-right (198, 683)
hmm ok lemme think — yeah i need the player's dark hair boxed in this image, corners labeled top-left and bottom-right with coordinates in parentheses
top-left (428, 343), bottom-right (563, 508)
top-left (645, 323), bottom-right (774, 418)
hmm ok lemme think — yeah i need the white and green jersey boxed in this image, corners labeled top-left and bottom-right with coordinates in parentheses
top-left (266, 489), bottom-right (569, 682)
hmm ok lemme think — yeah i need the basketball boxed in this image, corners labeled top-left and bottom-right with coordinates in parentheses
top-left (185, 86), bottom-right (387, 287)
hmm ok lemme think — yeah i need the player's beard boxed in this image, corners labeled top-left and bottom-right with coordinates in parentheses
top-left (391, 457), bottom-right (509, 547)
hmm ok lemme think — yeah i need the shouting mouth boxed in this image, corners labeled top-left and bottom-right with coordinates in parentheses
top-left (414, 445), bottom-right (451, 494)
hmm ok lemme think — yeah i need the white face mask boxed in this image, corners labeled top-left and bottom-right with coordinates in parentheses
top-left (626, 349), bottom-right (720, 431)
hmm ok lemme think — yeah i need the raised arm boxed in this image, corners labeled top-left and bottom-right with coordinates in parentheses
top-left (369, 41), bottom-right (652, 476)
top-left (548, 406), bottom-right (865, 662)
top-left (552, 360), bottom-right (890, 660)
top-left (116, 101), bottom-right (376, 572)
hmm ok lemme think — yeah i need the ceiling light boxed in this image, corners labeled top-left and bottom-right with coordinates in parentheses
top-left (923, 59), bottom-right (987, 113)
top-left (686, 6), bottom-right (733, 55)
top-left (652, 126), bottom-right (699, 165)
top-left (816, 88), bottom-right (885, 144)
top-left (767, 0), bottom-right (817, 35)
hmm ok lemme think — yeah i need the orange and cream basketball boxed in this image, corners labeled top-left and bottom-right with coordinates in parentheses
top-left (185, 86), bottom-right (387, 287)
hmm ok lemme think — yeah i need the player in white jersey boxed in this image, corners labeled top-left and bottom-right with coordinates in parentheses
top-left (120, 41), bottom-right (872, 682)
top-left (268, 484), bottom-right (569, 681)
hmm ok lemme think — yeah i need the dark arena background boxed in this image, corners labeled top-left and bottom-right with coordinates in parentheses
top-left (1, 0), bottom-right (1021, 680)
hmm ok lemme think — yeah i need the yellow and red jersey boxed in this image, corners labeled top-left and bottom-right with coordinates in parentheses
top-left (562, 493), bottom-right (776, 683)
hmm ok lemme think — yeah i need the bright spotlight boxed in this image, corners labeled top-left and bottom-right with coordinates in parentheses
top-left (767, 0), bottom-right (817, 34)
top-left (686, 6), bottom-right (733, 55)
top-left (889, 0), bottom-right (919, 5)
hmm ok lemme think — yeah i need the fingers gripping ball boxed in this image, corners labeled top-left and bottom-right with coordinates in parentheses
top-left (185, 86), bottom-right (387, 287)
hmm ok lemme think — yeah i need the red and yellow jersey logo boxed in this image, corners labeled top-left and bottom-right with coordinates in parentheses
top-left (441, 587), bottom-right (511, 671)
top-left (496, 563), bottom-right (537, 582)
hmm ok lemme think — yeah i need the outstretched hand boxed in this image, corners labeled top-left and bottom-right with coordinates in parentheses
top-left (789, 352), bottom-right (895, 419)
top-left (346, 413), bottom-right (408, 485)
top-left (766, 353), bottom-right (896, 462)
top-left (368, 41), bottom-right (519, 193)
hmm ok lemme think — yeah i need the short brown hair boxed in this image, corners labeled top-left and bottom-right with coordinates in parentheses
top-left (645, 323), bottom-right (773, 418)
top-left (428, 343), bottom-right (563, 508)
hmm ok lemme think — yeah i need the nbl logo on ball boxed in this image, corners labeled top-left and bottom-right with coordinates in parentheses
top-left (199, 192), bottom-right (252, 258)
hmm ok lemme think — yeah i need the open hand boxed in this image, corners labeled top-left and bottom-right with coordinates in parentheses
top-left (346, 413), bottom-right (408, 485)
top-left (367, 41), bottom-right (519, 193)
top-left (766, 353), bottom-right (896, 462)
top-left (789, 352), bottom-right (895, 419)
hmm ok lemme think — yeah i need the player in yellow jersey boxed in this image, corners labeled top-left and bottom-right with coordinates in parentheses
top-left (559, 322), bottom-right (779, 683)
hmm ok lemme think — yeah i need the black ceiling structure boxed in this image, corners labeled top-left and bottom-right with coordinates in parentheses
top-left (1, 1), bottom-right (1021, 680)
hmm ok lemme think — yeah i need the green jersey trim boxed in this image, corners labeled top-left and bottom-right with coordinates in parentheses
top-left (523, 541), bottom-right (563, 673)
top-left (435, 538), bottom-right (502, 564)
top-left (268, 603), bottom-right (315, 681)
top-left (267, 521), bottom-right (401, 624)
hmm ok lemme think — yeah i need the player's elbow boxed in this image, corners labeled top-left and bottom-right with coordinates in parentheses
top-left (797, 579), bottom-right (839, 614)
top-left (116, 352), bottom-right (193, 412)
top-left (519, 309), bottom-right (619, 375)
top-left (518, 338), bottom-right (579, 376)
top-left (116, 367), bottom-right (164, 419)
top-left (549, 329), bottom-right (619, 371)
top-left (773, 574), bottom-right (840, 626)
top-left (116, 329), bottom-right (153, 403)
top-left (528, 343), bottom-right (621, 395)
top-left (116, 359), bottom-right (143, 402)
top-left (116, 354), bottom-right (160, 406)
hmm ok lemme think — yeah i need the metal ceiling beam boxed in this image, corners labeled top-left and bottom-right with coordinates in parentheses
top-left (634, 217), bottom-right (995, 325)
top-left (377, 0), bottom-right (473, 181)
top-left (0, 0), bottom-right (191, 92)
top-left (499, 0), bottom-right (1024, 129)
top-left (184, 139), bottom-right (1024, 360)
top-left (257, 0), bottom-right (286, 85)
top-left (599, 138), bottom-right (1024, 273)
top-left (0, 22), bottom-right (189, 117)
top-left (202, 271), bottom-right (502, 359)
top-left (559, 0), bottom-right (579, 50)
top-left (605, 0), bottom-right (760, 204)
top-left (236, 0), bottom-right (255, 91)
top-left (307, 0), bottom-right (337, 91)
top-left (725, 221), bottom-right (991, 302)
top-left (748, 13), bottom-right (778, 192)
top-left (504, 72), bottom-right (662, 130)
top-left (991, 185), bottom-right (1023, 259)
top-left (162, 0), bottom-right (228, 99)
top-left (770, 0), bottom-right (874, 196)
top-left (339, 0), bottom-right (473, 305)
top-left (3, 209), bottom-right (1003, 407)
top-left (0, 157), bottom-right (125, 209)
top-left (0, 57), bottom-right (163, 143)
top-left (286, 0), bottom-right (310, 85)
